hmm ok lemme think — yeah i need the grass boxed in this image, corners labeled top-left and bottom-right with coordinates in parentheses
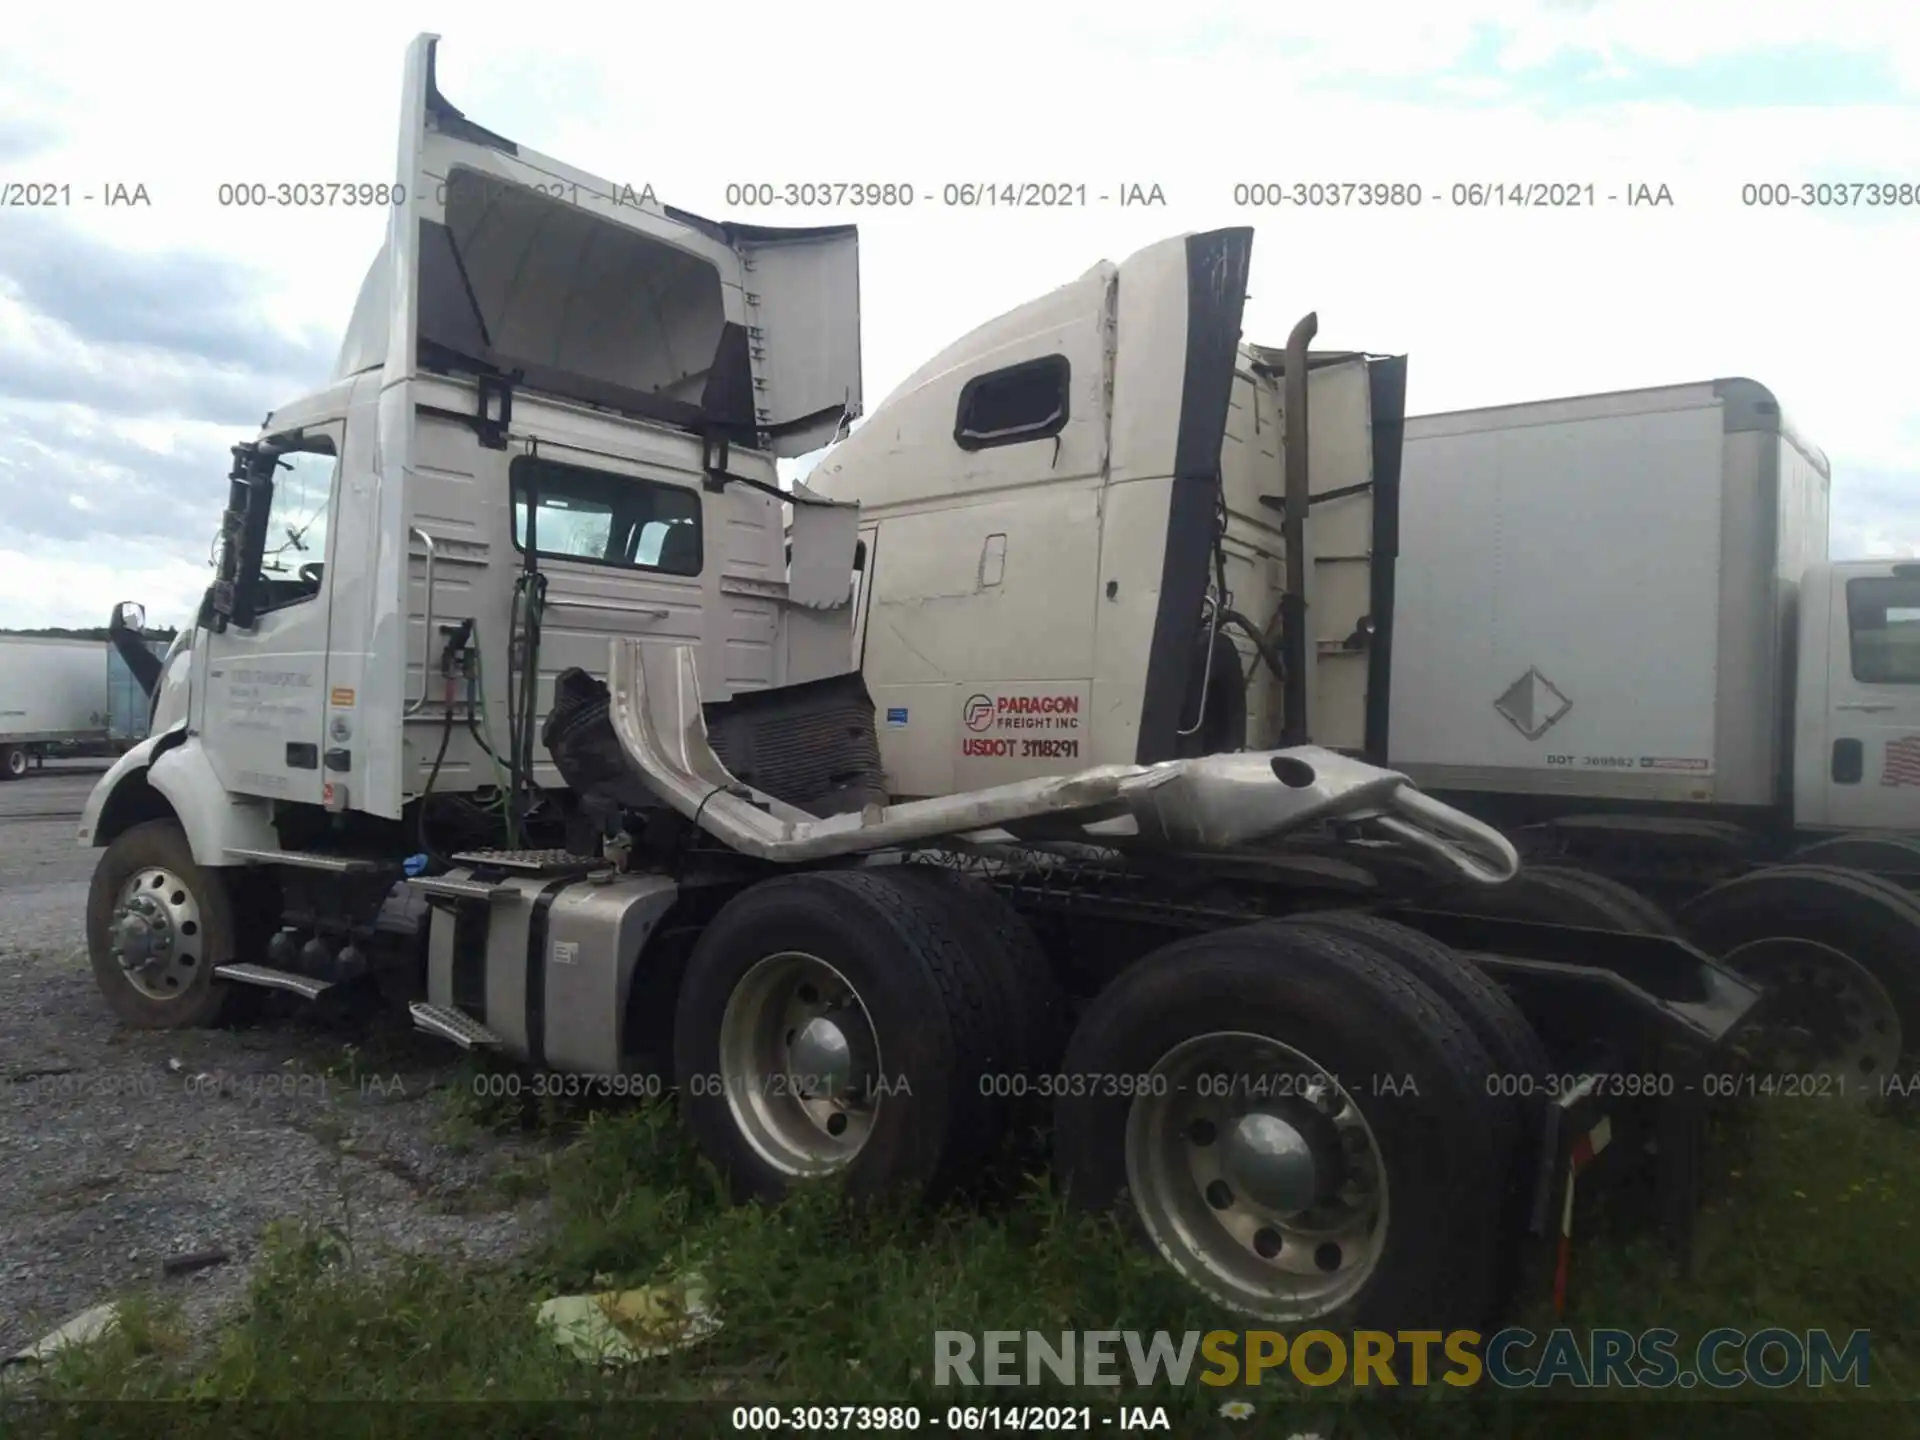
top-left (5, 1085), bottom-right (1916, 1440)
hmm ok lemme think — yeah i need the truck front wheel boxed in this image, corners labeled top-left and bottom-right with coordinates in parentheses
top-left (1054, 921), bottom-right (1505, 1333)
top-left (1, 745), bottom-right (25, 780)
top-left (85, 819), bottom-right (238, 1029)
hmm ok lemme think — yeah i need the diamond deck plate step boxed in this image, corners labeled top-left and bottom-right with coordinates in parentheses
top-left (449, 848), bottom-right (605, 876)
top-left (409, 1002), bottom-right (501, 1049)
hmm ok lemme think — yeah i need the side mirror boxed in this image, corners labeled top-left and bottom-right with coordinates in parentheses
top-left (113, 601), bottom-right (147, 633)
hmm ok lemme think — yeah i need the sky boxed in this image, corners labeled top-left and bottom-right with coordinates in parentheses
top-left (0, 0), bottom-right (1915, 629)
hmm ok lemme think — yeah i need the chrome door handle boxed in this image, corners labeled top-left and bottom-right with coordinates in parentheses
top-left (404, 527), bottom-right (438, 716)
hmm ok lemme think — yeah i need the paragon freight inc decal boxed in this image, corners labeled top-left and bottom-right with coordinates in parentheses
top-left (958, 686), bottom-right (1085, 762)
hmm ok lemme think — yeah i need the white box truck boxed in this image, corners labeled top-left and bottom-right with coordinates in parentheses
top-left (0, 635), bottom-right (112, 778)
top-left (1387, 378), bottom-right (1920, 1080)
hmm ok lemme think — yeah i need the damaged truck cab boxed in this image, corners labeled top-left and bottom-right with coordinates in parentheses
top-left (806, 233), bottom-right (1399, 792)
top-left (79, 33), bottom-right (1765, 1336)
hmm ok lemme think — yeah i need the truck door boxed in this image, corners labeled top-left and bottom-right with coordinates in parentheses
top-left (1820, 565), bottom-right (1920, 832)
top-left (1812, 568), bottom-right (1920, 833)
top-left (192, 424), bottom-right (343, 806)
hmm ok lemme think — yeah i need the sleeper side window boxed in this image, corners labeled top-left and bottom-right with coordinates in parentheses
top-left (953, 354), bottom-right (1071, 451)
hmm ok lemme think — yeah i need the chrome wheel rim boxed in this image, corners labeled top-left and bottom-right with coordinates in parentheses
top-left (1723, 937), bottom-right (1902, 1101)
top-left (718, 952), bottom-right (883, 1175)
top-left (1125, 1031), bottom-right (1388, 1320)
top-left (109, 866), bottom-right (204, 1001)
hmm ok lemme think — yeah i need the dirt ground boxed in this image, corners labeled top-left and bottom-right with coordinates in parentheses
top-left (0, 765), bottom-right (539, 1357)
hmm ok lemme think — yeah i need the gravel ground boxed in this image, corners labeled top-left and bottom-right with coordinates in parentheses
top-left (0, 766), bottom-right (544, 1359)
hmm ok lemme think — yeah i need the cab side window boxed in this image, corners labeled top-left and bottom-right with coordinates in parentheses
top-left (953, 354), bottom-right (1071, 451)
top-left (1846, 577), bottom-right (1920, 685)
top-left (510, 456), bottom-right (703, 576)
top-left (257, 439), bottom-right (339, 612)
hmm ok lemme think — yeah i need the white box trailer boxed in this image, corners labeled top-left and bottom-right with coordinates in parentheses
top-left (0, 635), bottom-right (111, 778)
top-left (1388, 378), bottom-right (1833, 813)
top-left (1381, 378), bottom-right (1920, 1085)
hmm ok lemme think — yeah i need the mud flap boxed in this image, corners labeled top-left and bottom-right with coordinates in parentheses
top-left (1521, 1052), bottom-right (1708, 1316)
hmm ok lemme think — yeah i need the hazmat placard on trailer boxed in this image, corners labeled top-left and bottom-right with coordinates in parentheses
top-left (957, 684), bottom-right (1087, 765)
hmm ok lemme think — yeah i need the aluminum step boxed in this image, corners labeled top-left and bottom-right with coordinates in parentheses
top-left (213, 963), bottom-right (333, 1000)
top-left (449, 848), bottom-right (606, 877)
top-left (405, 875), bottom-right (516, 902)
top-left (409, 1001), bottom-right (501, 1049)
top-left (225, 847), bottom-right (392, 876)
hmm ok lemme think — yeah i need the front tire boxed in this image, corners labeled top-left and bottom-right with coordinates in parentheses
top-left (1, 745), bottom-right (26, 780)
top-left (1054, 921), bottom-right (1506, 1333)
top-left (86, 819), bottom-right (237, 1029)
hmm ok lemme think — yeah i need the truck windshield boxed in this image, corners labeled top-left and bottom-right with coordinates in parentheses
top-left (1846, 576), bottom-right (1920, 685)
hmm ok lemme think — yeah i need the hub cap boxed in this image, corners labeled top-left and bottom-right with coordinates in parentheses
top-left (109, 867), bottom-right (203, 1001)
top-left (1125, 1032), bottom-right (1388, 1320)
top-left (718, 952), bottom-right (883, 1175)
top-left (1723, 937), bottom-right (1902, 1103)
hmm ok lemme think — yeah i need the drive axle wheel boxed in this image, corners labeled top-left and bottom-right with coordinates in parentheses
top-left (1681, 864), bottom-right (1920, 1070)
top-left (1127, 1031), bottom-right (1390, 1318)
top-left (1, 745), bottom-right (26, 780)
top-left (86, 820), bottom-right (236, 1029)
top-left (1055, 922), bottom-right (1505, 1332)
top-left (719, 951), bottom-right (884, 1175)
top-left (1719, 937), bottom-right (1901, 1100)
top-left (675, 869), bottom-right (1004, 1202)
top-left (1791, 833), bottom-right (1920, 892)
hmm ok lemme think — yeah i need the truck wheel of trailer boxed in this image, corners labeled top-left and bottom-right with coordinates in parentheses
top-left (1520, 865), bottom-right (1682, 936)
top-left (1052, 920), bottom-right (1506, 1333)
top-left (1, 745), bottom-right (25, 780)
top-left (672, 869), bottom-right (1010, 1203)
top-left (84, 819), bottom-right (239, 1029)
top-left (1680, 864), bottom-right (1920, 1082)
top-left (1434, 865), bottom-right (1673, 934)
top-left (1790, 832), bottom-right (1920, 893)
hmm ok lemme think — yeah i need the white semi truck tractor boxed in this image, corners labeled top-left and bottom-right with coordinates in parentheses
top-left (79, 34), bottom-right (1792, 1339)
top-left (1379, 382), bottom-right (1920, 1086)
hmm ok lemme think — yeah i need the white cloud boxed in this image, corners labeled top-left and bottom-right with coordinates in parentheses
top-left (1, 2), bottom-right (1917, 626)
